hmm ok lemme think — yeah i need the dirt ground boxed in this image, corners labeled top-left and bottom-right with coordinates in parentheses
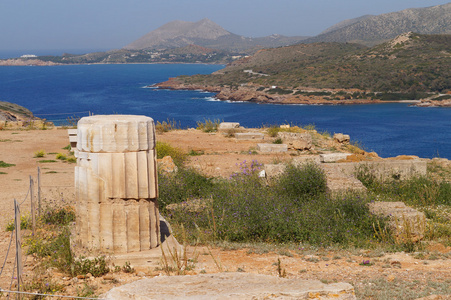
top-left (0, 127), bottom-right (450, 299)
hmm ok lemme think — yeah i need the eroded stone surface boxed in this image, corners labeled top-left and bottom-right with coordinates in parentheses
top-left (320, 153), bottom-right (352, 163)
top-left (257, 143), bottom-right (288, 153)
top-left (218, 122), bottom-right (240, 130)
top-left (102, 272), bottom-right (356, 299)
top-left (235, 132), bottom-right (265, 140)
top-left (277, 132), bottom-right (313, 150)
top-left (369, 201), bottom-right (426, 242)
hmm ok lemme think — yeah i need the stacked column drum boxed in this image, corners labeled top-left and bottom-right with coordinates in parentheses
top-left (74, 115), bottom-right (159, 253)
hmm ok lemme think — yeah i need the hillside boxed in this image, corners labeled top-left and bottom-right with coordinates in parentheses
top-left (304, 3), bottom-right (451, 46)
top-left (162, 33), bottom-right (451, 101)
top-left (124, 18), bottom-right (309, 53)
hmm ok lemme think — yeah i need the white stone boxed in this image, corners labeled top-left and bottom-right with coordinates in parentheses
top-left (102, 273), bottom-right (356, 299)
top-left (257, 143), bottom-right (288, 153)
top-left (235, 132), bottom-right (264, 140)
top-left (320, 153), bottom-right (352, 163)
top-left (218, 122), bottom-right (240, 130)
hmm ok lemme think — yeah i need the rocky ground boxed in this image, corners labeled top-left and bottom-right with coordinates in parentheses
top-left (0, 127), bottom-right (450, 299)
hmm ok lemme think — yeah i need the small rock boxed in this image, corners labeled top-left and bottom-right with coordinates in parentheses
top-left (157, 156), bottom-right (178, 173)
top-left (333, 133), bottom-right (350, 144)
top-left (387, 275), bottom-right (395, 282)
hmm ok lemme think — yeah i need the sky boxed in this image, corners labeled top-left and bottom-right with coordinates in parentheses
top-left (0, 0), bottom-right (449, 54)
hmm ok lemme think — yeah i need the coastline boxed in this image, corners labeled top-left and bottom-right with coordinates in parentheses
top-left (155, 78), bottom-right (429, 106)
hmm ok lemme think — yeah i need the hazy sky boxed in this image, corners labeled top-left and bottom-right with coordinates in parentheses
top-left (1, 0), bottom-right (449, 53)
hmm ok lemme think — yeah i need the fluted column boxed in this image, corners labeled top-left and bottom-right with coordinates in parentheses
top-left (75, 115), bottom-right (159, 253)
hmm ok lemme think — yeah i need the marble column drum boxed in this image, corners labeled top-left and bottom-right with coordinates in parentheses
top-left (74, 115), bottom-right (159, 253)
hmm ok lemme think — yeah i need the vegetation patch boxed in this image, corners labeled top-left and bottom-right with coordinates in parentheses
top-left (0, 160), bottom-right (15, 168)
top-left (156, 141), bottom-right (187, 166)
top-left (160, 162), bottom-right (386, 248)
top-left (34, 149), bottom-right (46, 158)
top-left (156, 119), bottom-right (181, 133)
top-left (196, 118), bottom-right (221, 133)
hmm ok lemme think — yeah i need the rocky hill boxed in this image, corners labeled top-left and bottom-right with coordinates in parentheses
top-left (160, 33), bottom-right (451, 102)
top-left (124, 18), bottom-right (309, 53)
top-left (304, 3), bottom-right (451, 46)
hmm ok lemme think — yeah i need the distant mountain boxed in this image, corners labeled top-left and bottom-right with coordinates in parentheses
top-left (304, 3), bottom-right (451, 46)
top-left (124, 18), bottom-right (309, 53)
top-left (320, 15), bottom-right (373, 35)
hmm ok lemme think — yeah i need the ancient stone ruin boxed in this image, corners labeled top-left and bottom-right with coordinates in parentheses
top-left (74, 115), bottom-right (159, 253)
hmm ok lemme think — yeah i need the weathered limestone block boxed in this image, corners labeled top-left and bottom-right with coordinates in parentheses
top-left (257, 143), bottom-right (288, 153)
top-left (320, 153), bottom-right (352, 163)
top-left (218, 122), bottom-right (240, 130)
top-left (334, 160), bottom-right (427, 180)
top-left (75, 115), bottom-right (159, 254)
top-left (322, 164), bottom-right (367, 193)
top-left (102, 273), bottom-right (356, 299)
top-left (333, 133), bottom-right (350, 144)
top-left (157, 156), bottom-right (178, 173)
top-left (68, 129), bottom-right (78, 151)
top-left (369, 202), bottom-right (426, 242)
top-left (277, 132), bottom-right (312, 150)
top-left (264, 164), bottom-right (287, 178)
top-left (235, 132), bottom-right (265, 140)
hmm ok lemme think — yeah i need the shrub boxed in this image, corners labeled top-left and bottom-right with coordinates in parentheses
top-left (42, 206), bottom-right (75, 226)
top-left (6, 214), bottom-right (30, 231)
top-left (34, 150), bottom-right (46, 158)
top-left (267, 125), bottom-right (280, 137)
top-left (196, 118), bottom-right (221, 133)
top-left (72, 256), bottom-right (109, 277)
top-left (159, 161), bottom-right (383, 247)
top-left (273, 137), bottom-right (283, 144)
top-left (158, 167), bottom-right (214, 212)
top-left (357, 165), bottom-right (451, 206)
top-left (56, 153), bottom-right (67, 160)
top-left (155, 141), bottom-right (187, 167)
top-left (276, 162), bottom-right (327, 202)
top-left (156, 119), bottom-right (180, 133)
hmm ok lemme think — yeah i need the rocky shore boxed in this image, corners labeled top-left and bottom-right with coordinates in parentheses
top-left (157, 78), bottom-right (386, 105)
top-left (414, 99), bottom-right (451, 107)
top-left (0, 58), bottom-right (60, 66)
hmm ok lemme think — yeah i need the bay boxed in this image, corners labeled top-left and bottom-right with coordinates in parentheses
top-left (0, 64), bottom-right (450, 159)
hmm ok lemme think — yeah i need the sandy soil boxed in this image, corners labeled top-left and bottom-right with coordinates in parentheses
top-left (0, 128), bottom-right (450, 299)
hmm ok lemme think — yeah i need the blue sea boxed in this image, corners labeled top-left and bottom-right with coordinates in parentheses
top-left (0, 64), bottom-right (450, 159)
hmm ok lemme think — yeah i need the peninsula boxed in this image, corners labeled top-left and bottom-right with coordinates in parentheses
top-left (156, 33), bottom-right (451, 105)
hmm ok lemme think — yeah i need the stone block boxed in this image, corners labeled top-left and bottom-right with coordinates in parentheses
top-left (322, 164), bottom-right (367, 193)
top-left (264, 164), bottom-right (287, 178)
top-left (332, 160), bottom-right (427, 180)
top-left (68, 129), bottom-right (77, 141)
top-left (292, 156), bottom-right (321, 165)
top-left (218, 122), bottom-right (240, 130)
top-left (277, 132), bottom-right (312, 150)
top-left (369, 202), bottom-right (426, 242)
top-left (102, 273), bottom-right (356, 299)
top-left (334, 133), bottom-right (350, 144)
top-left (77, 115), bottom-right (155, 153)
top-left (320, 153), bottom-right (352, 163)
top-left (257, 143), bottom-right (288, 153)
top-left (235, 132), bottom-right (265, 140)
